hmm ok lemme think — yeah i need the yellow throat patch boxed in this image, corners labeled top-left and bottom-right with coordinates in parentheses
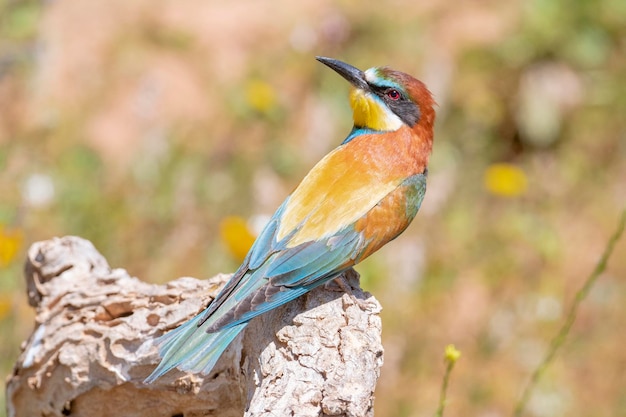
top-left (349, 88), bottom-right (403, 131)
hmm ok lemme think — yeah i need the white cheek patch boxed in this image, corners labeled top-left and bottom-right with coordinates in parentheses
top-left (374, 97), bottom-right (403, 130)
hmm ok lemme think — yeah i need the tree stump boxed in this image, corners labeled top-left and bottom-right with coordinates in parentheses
top-left (6, 236), bottom-right (384, 417)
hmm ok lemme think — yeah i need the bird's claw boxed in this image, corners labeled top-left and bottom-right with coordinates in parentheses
top-left (325, 275), bottom-right (374, 311)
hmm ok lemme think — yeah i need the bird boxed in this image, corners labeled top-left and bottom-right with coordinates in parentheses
top-left (144, 56), bottom-right (436, 382)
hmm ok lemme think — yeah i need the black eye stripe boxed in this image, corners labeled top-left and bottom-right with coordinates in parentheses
top-left (369, 84), bottom-right (405, 100)
top-left (367, 83), bottom-right (420, 126)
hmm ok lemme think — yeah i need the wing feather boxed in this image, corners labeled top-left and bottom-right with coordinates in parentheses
top-left (199, 135), bottom-right (426, 333)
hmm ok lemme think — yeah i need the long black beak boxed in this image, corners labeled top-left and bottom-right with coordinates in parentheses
top-left (316, 56), bottom-right (369, 91)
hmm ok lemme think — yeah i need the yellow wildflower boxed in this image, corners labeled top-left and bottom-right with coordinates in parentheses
top-left (246, 79), bottom-right (277, 113)
top-left (0, 225), bottom-right (23, 266)
top-left (444, 344), bottom-right (461, 364)
top-left (219, 216), bottom-right (256, 262)
top-left (484, 163), bottom-right (528, 198)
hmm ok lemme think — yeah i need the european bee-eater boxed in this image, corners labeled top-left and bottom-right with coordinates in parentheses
top-left (145, 56), bottom-right (435, 382)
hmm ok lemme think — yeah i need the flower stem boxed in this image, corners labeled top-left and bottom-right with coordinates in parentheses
top-left (513, 209), bottom-right (626, 417)
top-left (435, 344), bottom-right (461, 417)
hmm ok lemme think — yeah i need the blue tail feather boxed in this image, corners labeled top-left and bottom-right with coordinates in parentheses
top-left (144, 313), bottom-right (247, 383)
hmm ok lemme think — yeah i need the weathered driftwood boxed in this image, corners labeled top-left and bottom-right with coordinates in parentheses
top-left (6, 236), bottom-right (383, 417)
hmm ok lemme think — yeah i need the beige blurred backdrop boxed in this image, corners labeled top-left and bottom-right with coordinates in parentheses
top-left (1, 1), bottom-right (625, 416)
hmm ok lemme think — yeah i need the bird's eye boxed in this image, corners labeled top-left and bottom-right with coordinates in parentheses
top-left (386, 89), bottom-right (401, 100)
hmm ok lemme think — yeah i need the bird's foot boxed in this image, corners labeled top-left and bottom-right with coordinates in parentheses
top-left (325, 273), bottom-right (374, 311)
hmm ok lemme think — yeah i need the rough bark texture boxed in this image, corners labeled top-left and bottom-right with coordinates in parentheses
top-left (6, 236), bottom-right (383, 417)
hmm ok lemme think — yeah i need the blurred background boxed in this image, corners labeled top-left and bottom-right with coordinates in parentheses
top-left (1, 0), bottom-right (625, 415)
